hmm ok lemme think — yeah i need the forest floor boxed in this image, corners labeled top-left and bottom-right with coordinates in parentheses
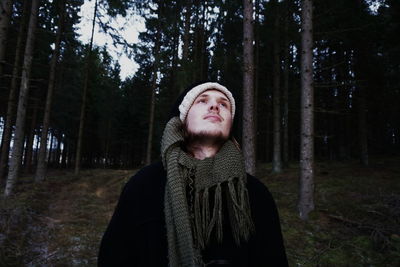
top-left (0, 157), bottom-right (399, 266)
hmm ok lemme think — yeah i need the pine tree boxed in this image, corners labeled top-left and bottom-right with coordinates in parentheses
top-left (75, 0), bottom-right (98, 175)
top-left (242, 0), bottom-right (256, 175)
top-left (272, 1), bottom-right (282, 174)
top-left (0, 0), bottom-right (30, 181)
top-left (4, 0), bottom-right (40, 197)
top-left (298, 0), bottom-right (315, 220)
top-left (35, 0), bottom-right (66, 181)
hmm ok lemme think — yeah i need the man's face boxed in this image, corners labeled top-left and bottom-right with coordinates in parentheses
top-left (185, 89), bottom-right (233, 141)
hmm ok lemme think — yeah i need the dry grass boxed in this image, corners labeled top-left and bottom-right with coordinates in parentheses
top-left (0, 169), bottom-right (133, 266)
top-left (1, 157), bottom-right (399, 266)
top-left (258, 157), bottom-right (400, 266)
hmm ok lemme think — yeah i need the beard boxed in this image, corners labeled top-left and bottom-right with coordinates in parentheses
top-left (182, 123), bottom-right (230, 148)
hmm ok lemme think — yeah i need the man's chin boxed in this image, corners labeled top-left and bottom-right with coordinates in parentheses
top-left (184, 130), bottom-right (229, 146)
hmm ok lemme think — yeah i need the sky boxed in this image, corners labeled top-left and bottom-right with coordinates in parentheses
top-left (75, 0), bottom-right (384, 81)
top-left (76, 0), bottom-right (145, 81)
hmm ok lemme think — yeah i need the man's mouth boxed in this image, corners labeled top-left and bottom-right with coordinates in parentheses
top-left (204, 115), bottom-right (222, 122)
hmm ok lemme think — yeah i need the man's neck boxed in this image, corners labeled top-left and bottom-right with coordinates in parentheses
top-left (186, 143), bottom-right (221, 160)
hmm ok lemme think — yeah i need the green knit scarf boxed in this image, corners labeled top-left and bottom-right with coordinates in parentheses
top-left (161, 117), bottom-right (254, 267)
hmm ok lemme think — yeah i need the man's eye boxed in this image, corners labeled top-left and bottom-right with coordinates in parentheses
top-left (220, 102), bottom-right (227, 107)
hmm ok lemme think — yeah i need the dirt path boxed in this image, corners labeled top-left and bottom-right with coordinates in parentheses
top-left (43, 169), bottom-right (132, 266)
top-left (0, 169), bottom-right (133, 266)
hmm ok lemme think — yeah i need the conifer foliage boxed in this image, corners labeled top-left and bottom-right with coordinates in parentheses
top-left (0, 0), bottom-right (398, 213)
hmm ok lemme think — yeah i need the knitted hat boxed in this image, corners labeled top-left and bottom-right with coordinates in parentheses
top-left (176, 82), bottom-right (236, 122)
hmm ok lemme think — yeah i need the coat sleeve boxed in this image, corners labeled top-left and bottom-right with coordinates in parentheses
top-left (247, 176), bottom-right (289, 267)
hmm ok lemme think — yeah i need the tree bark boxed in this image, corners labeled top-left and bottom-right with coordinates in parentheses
top-left (242, 0), bottom-right (256, 175)
top-left (4, 0), bottom-right (40, 197)
top-left (272, 3), bottom-right (282, 174)
top-left (254, 0), bottom-right (260, 158)
top-left (179, 0), bottom-right (191, 93)
top-left (55, 131), bottom-right (62, 168)
top-left (75, 0), bottom-right (97, 175)
top-left (0, 0), bottom-right (12, 78)
top-left (298, 0), bottom-right (315, 220)
top-left (47, 131), bottom-right (54, 164)
top-left (145, 73), bottom-right (157, 166)
top-left (357, 84), bottom-right (368, 166)
top-left (0, 0), bottom-right (30, 182)
top-left (35, 1), bottom-right (65, 181)
top-left (24, 98), bottom-right (39, 174)
top-left (61, 136), bottom-right (67, 169)
top-left (282, 1), bottom-right (290, 168)
top-left (183, 1), bottom-right (190, 61)
top-left (145, 17), bottom-right (161, 166)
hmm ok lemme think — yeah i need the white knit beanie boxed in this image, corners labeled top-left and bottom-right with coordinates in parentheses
top-left (178, 82), bottom-right (236, 122)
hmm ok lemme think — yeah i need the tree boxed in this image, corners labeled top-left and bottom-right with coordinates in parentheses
top-left (298, 0), bottom-right (315, 220)
top-left (4, 0), bottom-right (40, 197)
top-left (242, 0), bottom-right (256, 175)
top-left (75, 0), bottom-right (98, 175)
top-left (282, 0), bottom-right (291, 168)
top-left (0, 0), bottom-right (12, 79)
top-left (272, 1), bottom-right (282, 173)
top-left (145, 31), bottom-right (160, 166)
top-left (24, 98), bottom-right (39, 173)
top-left (0, 0), bottom-right (30, 181)
top-left (35, 0), bottom-right (66, 182)
top-left (179, 0), bottom-right (192, 93)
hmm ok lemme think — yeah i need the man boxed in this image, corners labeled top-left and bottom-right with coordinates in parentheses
top-left (98, 82), bottom-right (288, 267)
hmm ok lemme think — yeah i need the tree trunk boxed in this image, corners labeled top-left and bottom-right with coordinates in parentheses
top-left (282, 1), bottom-right (290, 168)
top-left (67, 139), bottom-right (74, 169)
top-left (0, 0), bottom-right (12, 78)
top-left (4, 0), bottom-right (40, 197)
top-left (47, 131), bottom-right (54, 164)
top-left (357, 86), bottom-right (368, 166)
top-left (272, 3), bottom-right (282, 174)
top-left (55, 131), bottom-right (62, 168)
top-left (145, 78), bottom-right (156, 166)
top-left (199, 2), bottom-right (207, 80)
top-left (183, 0), bottom-right (191, 61)
top-left (35, 2), bottom-right (65, 181)
top-left (242, 0), bottom-right (256, 175)
top-left (24, 98), bottom-right (38, 174)
top-left (75, 0), bottom-right (97, 175)
top-left (265, 108), bottom-right (271, 162)
top-left (61, 136), bottom-right (67, 169)
top-left (298, 0), bottom-right (315, 221)
top-left (254, 0), bottom-right (260, 158)
top-left (192, 0), bottom-right (202, 81)
top-left (170, 5), bottom-right (181, 98)
top-left (179, 0), bottom-right (191, 93)
top-left (145, 23), bottom-right (161, 166)
top-left (0, 0), bottom-right (30, 182)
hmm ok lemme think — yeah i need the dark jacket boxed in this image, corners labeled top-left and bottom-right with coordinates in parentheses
top-left (98, 161), bottom-right (288, 267)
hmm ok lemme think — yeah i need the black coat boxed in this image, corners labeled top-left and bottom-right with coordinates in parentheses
top-left (98, 162), bottom-right (288, 267)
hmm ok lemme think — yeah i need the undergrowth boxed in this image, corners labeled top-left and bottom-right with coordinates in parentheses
top-left (258, 157), bottom-right (400, 266)
top-left (0, 158), bottom-right (399, 266)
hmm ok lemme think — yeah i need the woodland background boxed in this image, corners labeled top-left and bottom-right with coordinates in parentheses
top-left (0, 0), bottom-right (399, 266)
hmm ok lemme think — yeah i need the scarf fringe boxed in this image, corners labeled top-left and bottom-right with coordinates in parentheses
top-left (193, 178), bottom-right (254, 250)
top-left (227, 177), bottom-right (255, 244)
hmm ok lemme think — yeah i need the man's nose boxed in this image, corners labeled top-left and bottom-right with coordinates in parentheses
top-left (209, 101), bottom-right (219, 112)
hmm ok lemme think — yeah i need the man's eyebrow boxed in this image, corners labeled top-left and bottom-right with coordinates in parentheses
top-left (198, 93), bottom-right (209, 98)
top-left (197, 93), bottom-right (229, 103)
